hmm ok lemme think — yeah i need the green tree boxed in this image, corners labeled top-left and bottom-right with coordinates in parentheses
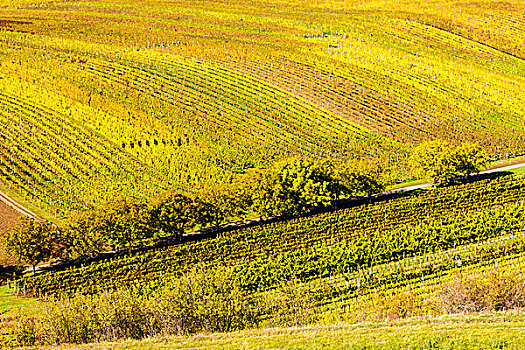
top-left (247, 159), bottom-right (308, 218)
top-left (341, 159), bottom-right (386, 196)
top-left (150, 191), bottom-right (197, 238)
top-left (409, 140), bottom-right (486, 185)
top-left (98, 196), bottom-right (153, 249)
top-left (65, 210), bottom-right (107, 258)
top-left (303, 158), bottom-right (350, 204)
top-left (198, 183), bottom-right (252, 228)
top-left (1, 216), bottom-right (59, 273)
top-left (409, 140), bottom-right (457, 184)
top-left (248, 157), bottom-right (358, 218)
top-left (453, 142), bottom-right (487, 175)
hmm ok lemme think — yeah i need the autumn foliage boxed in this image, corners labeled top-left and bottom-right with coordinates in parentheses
top-left (1, 157), bottom-right (387, 267)
top-left (409, 140), bottom-right (487, 184)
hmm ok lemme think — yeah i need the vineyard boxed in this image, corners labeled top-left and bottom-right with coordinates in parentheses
top-left (1, 0), bottom-right (525, 346)
top-left (0, 0), bottom-right (524, 217)
top-left (17, 174), bottom-right (525, 321)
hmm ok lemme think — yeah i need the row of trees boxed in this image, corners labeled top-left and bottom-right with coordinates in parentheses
top-left (1, 142), bottom-right (488, 272)
top-left (1, 157), bottom-right (386, 270)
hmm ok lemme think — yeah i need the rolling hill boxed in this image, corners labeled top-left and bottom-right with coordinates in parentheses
top-left (1, 0), bottom-right (525, 348)
top-left (0, 0), bottom-right (523, 218)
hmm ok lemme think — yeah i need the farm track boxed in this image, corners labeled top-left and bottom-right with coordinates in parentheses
top-left (0, 186), bottom-right (36, 220)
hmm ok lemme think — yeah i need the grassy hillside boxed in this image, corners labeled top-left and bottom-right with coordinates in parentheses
top-left (0, 0), bottom-right (524, 217)
top-left (1, 1), bottom-right (525, 347)
top-left (2, 173), bottom-right (525, 347)
top-left (55, 314), bottom-right (525, 350)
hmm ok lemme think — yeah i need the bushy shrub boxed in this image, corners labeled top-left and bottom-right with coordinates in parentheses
top-left (436, 269), bottom-right (525, 313)
top-left (13, 315), bottom-right (39, 347)
top-left (10, 265), bottom-right (317, 346)
top-left (370, 288), bottom-right (428, 320)
top-left (148, 265), bottom-right (260, 335)
top-left (42, 289), bottom-right (150, 345)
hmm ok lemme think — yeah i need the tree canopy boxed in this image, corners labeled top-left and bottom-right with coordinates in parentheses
top-left (248, 157), bottom-right (385, 218)
top-left (409, 140), bottom-right (487, 184)
top-left (1, 216), bottom-right (60, 273)
top-left (1, 156), bottom-right (388, 265)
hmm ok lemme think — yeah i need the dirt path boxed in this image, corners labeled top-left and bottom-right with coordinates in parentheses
top-left (0, 188), bottom-right (37, 220)
top-left (480, 162), bottom-right (525, 174)
top-left (388, 161), bottom-right (525, 194)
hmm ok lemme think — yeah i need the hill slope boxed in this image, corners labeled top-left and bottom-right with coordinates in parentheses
top-left (36, 314), bottom-right (525, 349)
top-left (0, 0), bottom-right (524, 217)
top-left (21, 174), bottom-right (525, 305)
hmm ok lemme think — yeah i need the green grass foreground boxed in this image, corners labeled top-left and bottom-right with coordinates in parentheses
top-left (510, 167), bottom-right (525, 176)
top-left (45, 314), bottom-right (525, 350)
top-left (0, 285), bottom-right (40, 316)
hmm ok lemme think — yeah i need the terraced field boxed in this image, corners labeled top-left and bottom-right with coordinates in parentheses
top-left (0, 0), bottom-right (524, 217)
top-left (0, 171), bottom-right (523, 348)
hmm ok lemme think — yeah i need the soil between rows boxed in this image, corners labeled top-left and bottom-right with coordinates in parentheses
top-left (0, 201), bottom-right (19, 234)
